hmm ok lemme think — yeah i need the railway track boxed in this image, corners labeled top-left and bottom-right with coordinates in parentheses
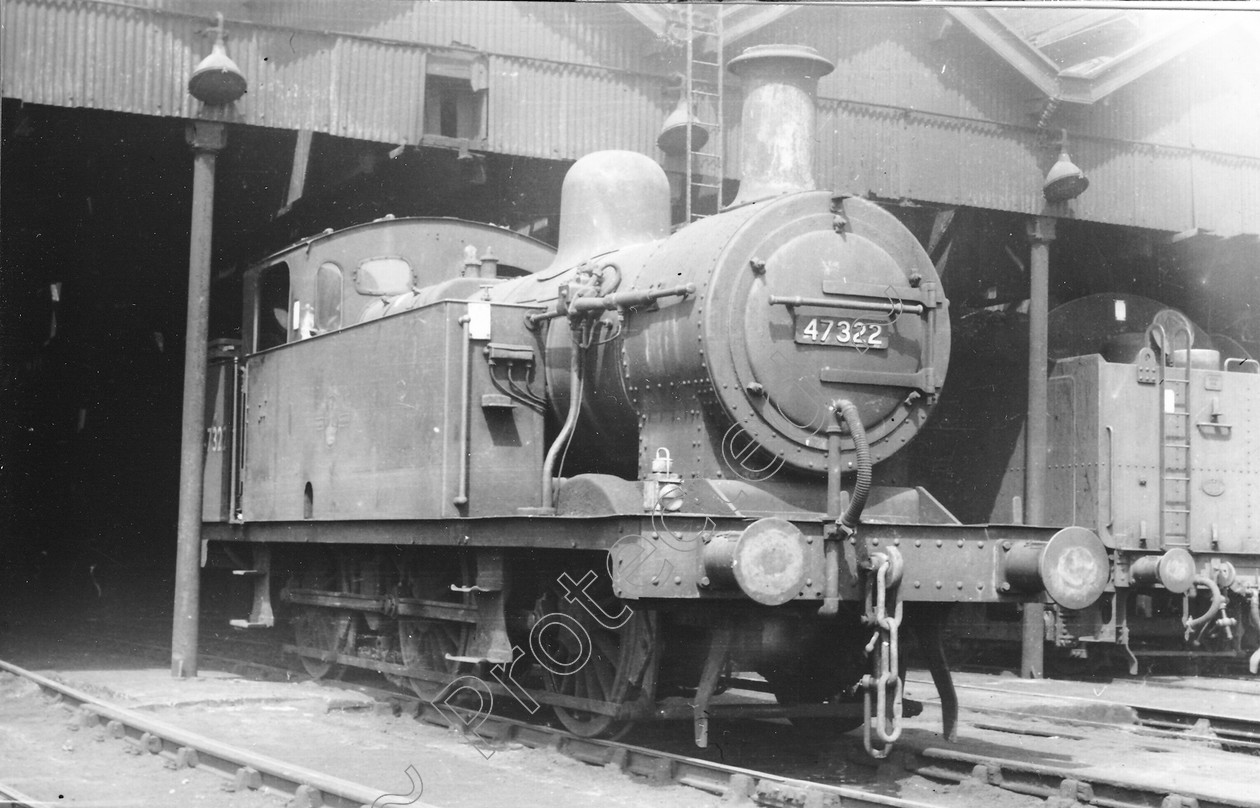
top-left (0, 659), bottom-right (396, 808)
top-left (0, 780), bottom-right (43, 808)
top-left (39, 628), bottom-right (1260, 808)
top-left (905, 674), bottom-right (1260, 754)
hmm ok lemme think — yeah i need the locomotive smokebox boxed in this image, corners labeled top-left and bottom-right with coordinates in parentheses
top-left (727, 44), bottom-right (834, 207)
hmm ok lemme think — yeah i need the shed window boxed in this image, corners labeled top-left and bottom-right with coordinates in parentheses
top-left (355, 257), bottom-right (415, 296)
top-left (425, 75), bottom-right (483, 140)
top-left (315, 262), bottom-right (343, 332)
top-left (422, 52), bottom-right (488, 142)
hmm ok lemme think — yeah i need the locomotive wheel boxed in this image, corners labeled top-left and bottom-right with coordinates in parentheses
top-left (532, 586), bottom-right (657, 740)
top-left (293, 609), bottom-right (353, 680)
top-left (398, 619), bottom-right (466, 699)
top-left (396, 553), bottom-right (472, 699)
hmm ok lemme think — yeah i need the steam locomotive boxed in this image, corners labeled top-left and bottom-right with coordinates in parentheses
top-left (200, 45), bottom-right (1108, 755)
top-left (940, 294), bottom-right (1260, 675)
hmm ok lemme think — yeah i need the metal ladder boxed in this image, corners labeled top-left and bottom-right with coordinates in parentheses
top-left (682, 5), bottom-right (724, 222)
top-left (1156, 322), bottom-right (1194, 548)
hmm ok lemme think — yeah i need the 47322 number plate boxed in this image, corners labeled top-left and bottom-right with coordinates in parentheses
top-left (794, 316), bottom-right (888, 349)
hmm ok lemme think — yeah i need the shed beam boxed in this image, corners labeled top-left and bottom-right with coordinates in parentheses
top-left (948, 8), bottom-right (1062, 99)
top-left (1061, 16), bottom-right (1229, 103)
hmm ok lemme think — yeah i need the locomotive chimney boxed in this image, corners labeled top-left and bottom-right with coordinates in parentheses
top-left (727, 44), bottom-right (834, 207)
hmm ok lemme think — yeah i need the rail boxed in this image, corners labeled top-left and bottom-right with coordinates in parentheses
top-left (906, 673), bottom-right (1260, 754)
top-left (0, 780), bottom-right (43, 808)
top-left (46, 630), bottom-right (1260, 808)
top-left (0, 659), bottom-right (403, 808)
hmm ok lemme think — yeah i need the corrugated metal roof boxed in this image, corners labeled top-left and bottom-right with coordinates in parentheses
top-left (742, 4), bottom-right (1260, 236)
top-left (3, 0), bottom-right (1257, 235)
top-left (149, 0), bottom-right (662, 74)
top-left (0, 0), bottom-right (670, 147)
top-left (487, 55), bottom-right (666, 159)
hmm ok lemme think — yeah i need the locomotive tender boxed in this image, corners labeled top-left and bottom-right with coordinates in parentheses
top-left (985, 296), bottom-right (1260, 672)
top-left (201, 45), bottom-right (1108, 754)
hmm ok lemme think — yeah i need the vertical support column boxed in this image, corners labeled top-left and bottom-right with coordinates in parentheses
top-left (1021, 214), bottom-right (1056, 679)
top-left (172, 120), bottom-right (227, 679)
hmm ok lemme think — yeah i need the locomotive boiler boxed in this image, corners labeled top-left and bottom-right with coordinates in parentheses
top-left (201, 44), bottom-right (1109, 754)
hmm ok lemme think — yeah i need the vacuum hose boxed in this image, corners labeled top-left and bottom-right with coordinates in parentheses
top-left (835, 398), bottom-right (871, 537)
top-left (819, 399), bottom-right (871, 616)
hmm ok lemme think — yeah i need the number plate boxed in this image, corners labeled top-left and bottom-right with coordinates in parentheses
top-left (794, 316), bottom-right (888, 349)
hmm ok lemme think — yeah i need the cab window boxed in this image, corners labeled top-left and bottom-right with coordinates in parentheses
top-left (315, 262), bottom-right (343, 333)
top-left (255, 263), bottom-right (290, 351)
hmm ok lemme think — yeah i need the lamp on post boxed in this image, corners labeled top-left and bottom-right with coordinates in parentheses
top-left (188, 13), bottom-right (248, 106)
top-left (172, 13), bottom-right (247, 680)
top-left (1043, 131), bottom-right (1089, 203)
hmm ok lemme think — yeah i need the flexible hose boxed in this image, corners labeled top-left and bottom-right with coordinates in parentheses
top-left (819, 399), bottom-right (871, 617)
top-left (1183, 575), bottom-right (1227, 641)
top-left (834, 399), bottom-right (871, 536)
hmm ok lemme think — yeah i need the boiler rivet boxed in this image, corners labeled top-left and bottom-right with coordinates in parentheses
top-left (674, 576), bottom-right (682, 585)
top-left (935, 581), bottom-right (943, 589)
top-left (936, 540), bottom-right (943, 548)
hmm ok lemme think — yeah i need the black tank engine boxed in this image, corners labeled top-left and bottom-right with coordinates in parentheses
top-left (202, 45), bottom-right (1108, 754)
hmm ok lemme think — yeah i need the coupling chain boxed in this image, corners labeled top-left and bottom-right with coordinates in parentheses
top-left (860, 550), bottom-right (904, 758)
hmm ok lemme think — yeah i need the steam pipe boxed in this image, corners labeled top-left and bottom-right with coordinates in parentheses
top-left (528, 283), bottom-right (695, 326)
top-left (568, 283), bottom-right (696, 314)
top-left (453, 315), bottom-right (472, 507)
top-left (819, 399), bottom-right (870, 616)
top-left (540, 325), bottom-right (587, 511)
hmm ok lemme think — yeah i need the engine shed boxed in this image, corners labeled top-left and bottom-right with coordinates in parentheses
top-left (3, 2), bottom-right (1260, 685)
